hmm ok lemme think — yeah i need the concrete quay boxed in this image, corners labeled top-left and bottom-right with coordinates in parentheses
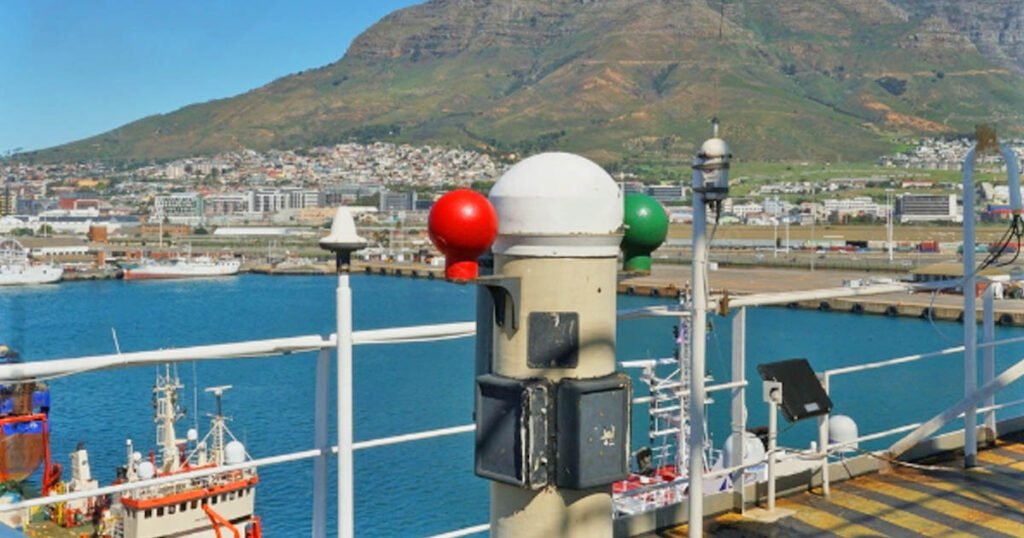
top-left (353, 260), bottom-right (445, 279)
top-left (619, 264), bottom-right (1024, 326)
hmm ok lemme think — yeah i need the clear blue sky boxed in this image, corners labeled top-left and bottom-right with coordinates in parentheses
top-left (0, 0), bottom-right (422, 153)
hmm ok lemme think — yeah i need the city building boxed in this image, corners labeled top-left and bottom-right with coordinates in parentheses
top-left (154, 193), bottom-right (205, 225)
top-left (645, 184), bottom-right (686, 203)
top-left (379, 190), bottom-right (418, 212)
top-left (729, 202), bottom-right (763, 219)
top-left (284, 188), bottom-right (324, 210)
top-left (251, 189), bottom-right (289, 213)
top-left (620, 182), bottom-right (645, 196)
top-left (324, 184), bottom-right (383, 206)
top-left (206, 193), bottom-right (252, 216)
top-left (823, 196), bottom-right (882, 220)
top-left (0, 188), bottom-right (15, 216)
top-left (897, 194), bottom-right (960, 224)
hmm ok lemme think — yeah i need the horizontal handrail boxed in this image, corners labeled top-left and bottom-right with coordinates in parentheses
top-left (831, 397), bottom-right (1024, 449)
top-left (353, 424), bottom-right (475, 451)
top-left (351, 322), bottom-right (475, 345)
top-left (825, 334), bottom-right (1024, 379)
top-left (707, 380), bottom-right (748, 393)
top-left (0, 448), bottom-right (323, 513)
top-left (0, 322), bottom-right (480, 383)
top-left (426, 523), bottom-right (490, 538)
top-left (619, 357), bottom-right (677, 368)
top-left (617, 306), bottom-right (690, 319)
top-left (723, 284), bottom-right (908, 309)
top-left (0, 334), bottom-right (332, 383)
top-left (0, 420), bottom-right (481, 514)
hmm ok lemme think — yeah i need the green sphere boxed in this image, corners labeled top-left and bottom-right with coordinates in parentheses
top-left (622, 194), bottom-right (669, 272)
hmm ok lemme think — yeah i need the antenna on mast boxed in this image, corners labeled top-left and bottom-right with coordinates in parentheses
top-left (205, 385), bottom-right (232, 418)
top-left (204, 385), bottom-right (233, 466)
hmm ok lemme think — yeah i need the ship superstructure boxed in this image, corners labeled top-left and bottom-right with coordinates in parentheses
top-left (104, 367), bottom-right (260, 538)
top-left (0, 238), bottom-right (62, 286)
top-left (612, 301), bottom-right (736, 516)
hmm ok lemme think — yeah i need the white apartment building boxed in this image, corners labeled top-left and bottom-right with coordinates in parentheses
top-left (897, 194), bottom-right (960, 224)
top-left (153, 193), bottom-right (204, 225)
top-left (823, 196), bottom-right (882, 218)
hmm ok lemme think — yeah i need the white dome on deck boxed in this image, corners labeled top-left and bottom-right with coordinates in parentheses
top-left (137, 461), bottom-right (155, 480)
top-left (225, 441), bottom-right (246, 465)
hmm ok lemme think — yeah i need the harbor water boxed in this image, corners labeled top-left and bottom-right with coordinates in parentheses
top-left (2, 274), bottom-right (1023, 536)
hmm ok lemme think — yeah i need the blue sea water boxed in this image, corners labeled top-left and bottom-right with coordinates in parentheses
top-left (1, 274), bottom-right (1023, 537)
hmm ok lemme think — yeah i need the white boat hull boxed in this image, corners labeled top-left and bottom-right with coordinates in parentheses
top-left (0, 264), bottom-right (63, 286)
top-left (123, 260), bottom-right (241, 280)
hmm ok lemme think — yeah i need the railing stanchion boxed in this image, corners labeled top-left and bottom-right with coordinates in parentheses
top-left (730, 307), bottom-right (747, 513)
top-left (312, 347), bottom-right (330, 538)
top-left (817, 373), bottom-right (830, 498)
top-left (320, 207), bottom-right (364, 538)
top-left (983, 285), bottom-right (997, 438)
top-left (962, 147), bottom-right (979, 468)
top-left (337, 273), bottom-right (355, 538)
top-left (767, 398), bottom-right (777, 512)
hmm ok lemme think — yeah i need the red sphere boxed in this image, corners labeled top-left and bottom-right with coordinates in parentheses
top-left (428, 189), bottom-right (498, 280)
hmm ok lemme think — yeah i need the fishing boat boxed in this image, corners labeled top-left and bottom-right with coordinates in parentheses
top-left (113, 368), bottom-right (259, 537)
top-left (0, 238), bottom-right (63, 286)
top-left (44, 367), bottom-right (261, 537)
top-left (121, 256), bottom-right (240, 281)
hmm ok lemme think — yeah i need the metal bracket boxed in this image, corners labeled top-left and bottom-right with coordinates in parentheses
top-left (477, 276), bottom-right (521, 331)
top-left (763, 380), bottom-right (783, 405)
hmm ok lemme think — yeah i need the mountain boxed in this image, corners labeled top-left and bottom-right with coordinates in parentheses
top-left (30, 0), bottom-right (1024, 166)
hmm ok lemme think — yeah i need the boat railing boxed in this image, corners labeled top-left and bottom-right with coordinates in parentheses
top-left (814, 329), bottom-right (1024, 497)
top-left (0, 321), bottom-right (482, 538)
top-left (4, 299), bottom-right (1024, 537)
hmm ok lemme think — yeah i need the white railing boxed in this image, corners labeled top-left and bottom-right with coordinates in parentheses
top-left (814, 330), bottom-right (1024, 497)
top-left (0, 321), bottom-right (482, 538)
top-left (7, 298), bottom-right (1024, 537)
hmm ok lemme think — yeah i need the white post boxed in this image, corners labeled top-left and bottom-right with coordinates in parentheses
top-left (337, 273), bottom-right (355, 538)
top-left (784, 217), bottom-right (790, 254)
top-left (773, 218), bottom-right (778, 258)
top-left (962, 147), bottom-right (978, 468)
top-left (810, 186), bottom-right (816, 272)
top-left (312, 348), bottom-right (330, 538)
top-left (817, 374), bottom-right (830, 498)
top-left (688, 186), bottom-right (708, 538)
top-left (767, 399), bottom-right (777, 512)
top-left (320, 207), bottom-right (365, 538)
top-left (982, 284), bottom-right (997, 436)
top-left (886, 190), bottom-right (894, 263)
top-left (730, 307), bottom-right (747, 512)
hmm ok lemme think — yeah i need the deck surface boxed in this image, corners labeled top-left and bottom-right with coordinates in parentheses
top-left (660, 432), bottom-right (1024, 537)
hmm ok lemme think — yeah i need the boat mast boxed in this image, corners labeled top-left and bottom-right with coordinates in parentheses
top-left (676, 297), bottom-right (692, 474)
top-left (205, 385), bottom-right (232, 466)
top-left (154, 364), bottom-right (185, 473)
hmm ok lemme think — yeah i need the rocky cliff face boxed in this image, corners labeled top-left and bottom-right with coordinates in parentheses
top-left (892, 0), bottom-right (1024, 73)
